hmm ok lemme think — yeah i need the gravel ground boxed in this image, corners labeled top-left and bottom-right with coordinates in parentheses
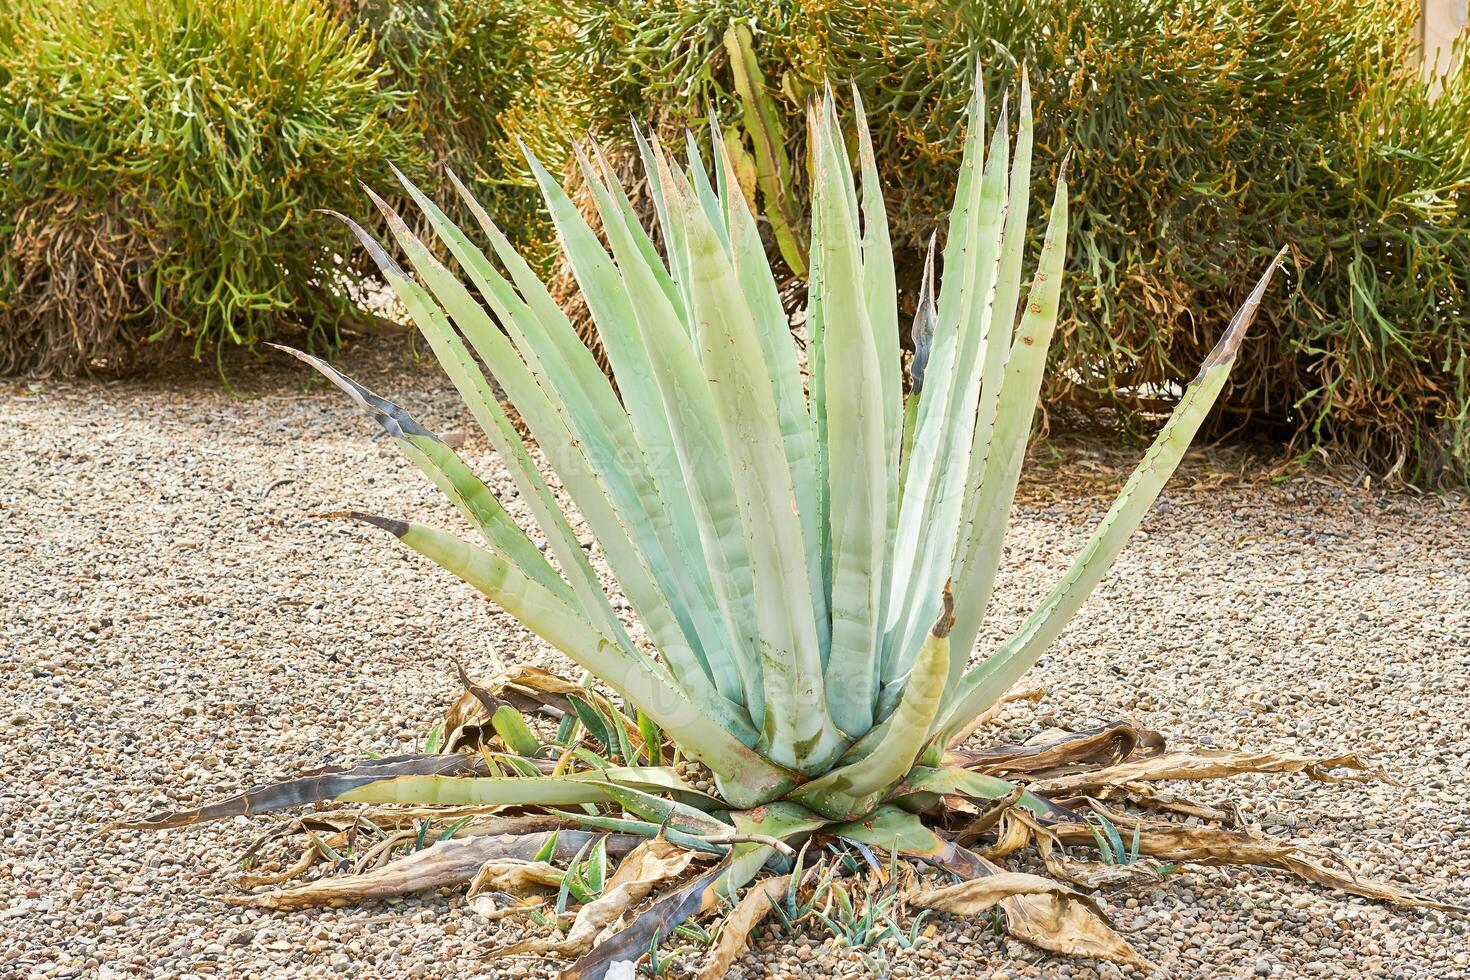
top-left (3, 338), bottom-right (1468, 980)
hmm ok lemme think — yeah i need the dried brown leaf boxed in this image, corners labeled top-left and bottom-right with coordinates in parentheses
top-left (954, 720), bottom-right (1167, 776)
top-left (1049, 812), bottom-right (1464, 912)
top-left (1029, 749), bottom-right (1390, 797)
top-left (227, 831), bottom-right (641, 909)
top-left (952, 785), bottom-right (1025, 847)
top-left (696, 875), bottom-right (789, 980)
top-left (1096, 784), bottom-right (1240, 823)
top-left (1034, 833), bottom-right (1161, 890)
top-left (499, 838), bottom-right (700, 958)
top-left (563, 860), bottom-right (729, 980)
top-left (978, 810), bottom-right (1034, 859)
top-left (467, 859), bottom-right (563, 897)
top-left (911, 866), bottom-right (1152, 971)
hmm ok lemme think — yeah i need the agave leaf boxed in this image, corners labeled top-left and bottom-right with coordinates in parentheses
top-left (709, 124), bottom-right (825, 653)
top-left (824, 803), bottom-right (985, 877)
top-left (879, 78), bottom-right (986, 672)
top-left (939, 249), bottom-right (1290, 744)
top-left (572, 148), bottom-right (767, 719)
top-left (851, 82), bottom-right (903, 620)
top-left (676, 167), bottom-right (841, 773)
top-left (885, 93), bottom-right (1011, 688)
top-left (819, 87), bottom-right (861, 235)
top-left (586, 138), bottom-right (687, 322)
top-left (803, 106), bottom-right (834, 637)
top-left (898, 234), bottom-right (938, 507)
top-left (948, 152), bottom-right (1067, 682)
top-left (793, 591), bottom-right (951, 817)
top-left (683, 130), bottom-right (729, 249)
top-left (907, 234), bottom-right (939, 395)
top-left (543, 811), bottom-right (730, 857)
top-left (585, 766), bottom-right (726, 810)
top-left (341, 516), bottom-right (793, 802)
top-left (567, 694), bottom-right (612, 748)
top-left (364, 188), bottom-right (744, 731)
top-left (268, 345), bottom-right (570, 602)
top-left (594, 783), bottom-right (732, 837)
top-left (984, 68), bottom-right (1036, 364)
top-left (721, 803), bottom-right (829, 890)
top-left (811, 96), bottom-right (889, 736)
top-left (340, 762), bottom-right (718, 821)
top-left (509, 149), bottom-right (727, 636)
top-left (394, 170), bottom-right (720, 684)
top-left (898, 766), bottom-right (1064, 821)
top-left (340, 775), bottom-right (624, 807)
top-left (636, 711), bottom-right (662, 767)
top-left (114, 754), bottom-right (481, 832)
top-left (320, 209), bottom-right (625, 645)
top-left (631, 127), bottom-right (697, 325)
top-left (491, 705), bottom-right (541, 757)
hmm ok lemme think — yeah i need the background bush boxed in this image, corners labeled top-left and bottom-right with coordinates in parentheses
top-left (342, 0), bottom-right (554, 267)
top-left (530, 0), bottom-right (1470, 487)
top-left (0, 0), bottom-right (541, 376)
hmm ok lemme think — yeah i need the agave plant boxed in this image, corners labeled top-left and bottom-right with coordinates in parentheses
top-left (123, 69), bottom-right (1455, 975)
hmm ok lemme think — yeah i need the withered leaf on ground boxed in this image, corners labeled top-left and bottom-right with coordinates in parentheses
top-left (563, 860), bottom-right (730, 980)
top-left (1048, 811), bottom-right (1465, 912)
top-left (696, 875), bottom-right (790, 980)
top-left (1034, 833), bottom-right (1162, 890)
top-left (951, 720), bottom-right (1166, 775)
top-left (977, 811), bottom-right (1035, 859)
top-left (1094, 784), bottom-right (1241, 823)
top-left (466, 858), bottom-right (563, 897)
top-left (498, 838), bottom-right (700, 958)
top-left (951, 785), bottom-right (1025, 847)
top-left (1028, 749), bottom-right (1391, 797)
top-left (911, 864), bottom-right (1152, 971)
top-left (227, 831), bottom-right (642, 909)
top-left (465, 858), bottom-right (563, 920)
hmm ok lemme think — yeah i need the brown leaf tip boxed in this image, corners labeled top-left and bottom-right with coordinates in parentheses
top-left (321, 510), bottom-right (410, 538)
top-left (933, 583), bottom-right (956, 638)
top-left (1197, 245), bottom-right (1290, 378)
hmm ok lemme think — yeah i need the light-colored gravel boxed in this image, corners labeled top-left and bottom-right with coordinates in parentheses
top-left (2, 338), bottom-right (1467, 979)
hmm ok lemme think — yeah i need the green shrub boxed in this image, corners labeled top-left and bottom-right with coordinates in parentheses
top-left (535, 0), bottom-right (1470, 487)
top-left (345, 0), bottom-right (556, 269)
top-left (0, 0), bottom-right (421, 374)
top-left (0, 0), bottom-right (552, 375)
